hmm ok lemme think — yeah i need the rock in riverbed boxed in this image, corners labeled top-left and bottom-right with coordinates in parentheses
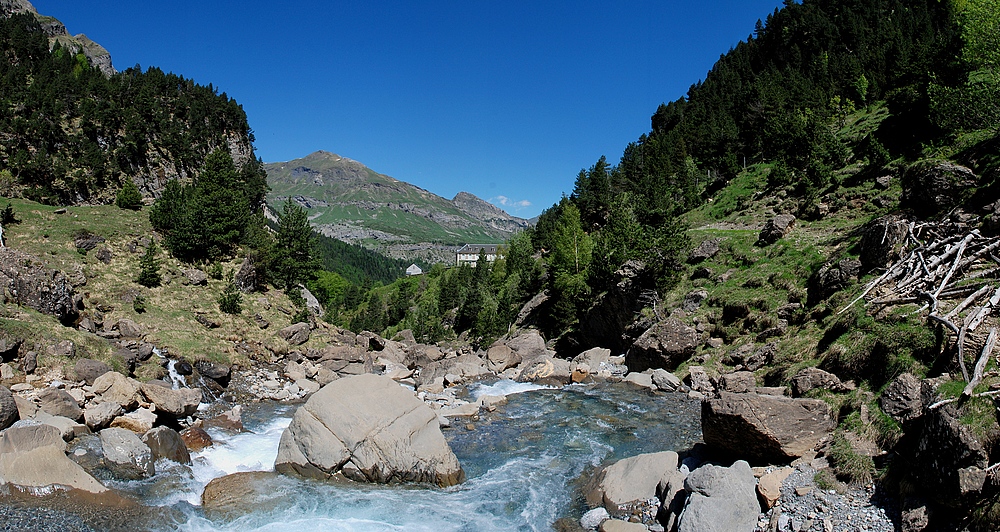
top-left (275, 373), bottom-right (465, 486)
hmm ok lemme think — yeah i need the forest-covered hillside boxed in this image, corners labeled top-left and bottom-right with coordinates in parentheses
top-left (0, 11), bottom-right (255, 205)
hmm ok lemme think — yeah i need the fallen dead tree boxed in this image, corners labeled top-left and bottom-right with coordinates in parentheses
top-left (841, 221), bottom-right (1000, 397)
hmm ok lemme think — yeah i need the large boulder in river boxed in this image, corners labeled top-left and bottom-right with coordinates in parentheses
top-left (0, 248), bottom-right (79, 324)
top-left (701, 392), bottom-right (836, 463)
top-left (274, 373), bottom-right (464, 486)
top-left (677, 460), bottom-right (758, 532)
top-left (140, 382), bottom-right (202, 417)
top-left (142, 426), bottom-right (191, 464)
top-left (625, 318), bottom-right (698, 372)
top-left (100, 427), bottom-right (155, 480)
top-left (586, 451), bottom-right (682, 515)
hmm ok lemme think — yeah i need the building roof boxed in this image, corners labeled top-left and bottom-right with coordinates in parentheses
top-left (456, 244), bottom-right (499, 254)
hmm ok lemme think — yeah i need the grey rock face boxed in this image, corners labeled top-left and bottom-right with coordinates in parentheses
top-left (790, 367), bottom-right (849, 397)
top-left (626, 318), bottom-right (698, 372)
top-left (677, 461), bottom-right (759, 532)
top-left (909, 406), bottom-right (989, 506)
top-left (858, 215), bottom-right (910, 272)
top-left (0, 248), bottom-right (79, 324)
top-left (100, 427), bottom-right (155, 480)
top-left (701, 392), bottom-right (836, 463)
top-left (811, 258), bottom-right (861, 302)
top-left (274, 374), bottom-right (464, 486)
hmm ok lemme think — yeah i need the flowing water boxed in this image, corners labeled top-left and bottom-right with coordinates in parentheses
top-left (109, 380), bottom-right (701, 531)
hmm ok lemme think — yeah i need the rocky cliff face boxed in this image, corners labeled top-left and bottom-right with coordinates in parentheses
top-left (1, 0), bottom-right (115, 76)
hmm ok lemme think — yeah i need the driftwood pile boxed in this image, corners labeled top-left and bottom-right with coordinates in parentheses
top-left (841, 221), bottom-right (1000, 399)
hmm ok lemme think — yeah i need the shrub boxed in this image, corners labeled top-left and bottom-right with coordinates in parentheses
top-left (133, 293), bottom-right (147, 313)
top-left (115, 179), bottom-right (143, 210)
top-left (1, 202), bottom-right (17, 225)
top-left (218, 282), bottom-right (242, 314)
top-left (209, 263), bottom-right (224, 280)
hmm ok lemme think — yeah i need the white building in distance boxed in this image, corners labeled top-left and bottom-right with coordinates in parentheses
top-left (455, 244), bottom-right (500, 266)
top-left (405, 263), bottom-right (423, 276)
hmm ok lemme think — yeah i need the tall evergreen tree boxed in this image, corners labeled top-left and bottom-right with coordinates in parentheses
top-left (136, 242), bottom-right (161, 288)
top-left (271, 200), bottom-right (320, 291)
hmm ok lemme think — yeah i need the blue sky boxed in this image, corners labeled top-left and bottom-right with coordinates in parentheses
top-left (32, 1), bottom-right (785, 218)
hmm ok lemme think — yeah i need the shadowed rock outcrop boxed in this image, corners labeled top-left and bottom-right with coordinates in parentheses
top-left (274, 373), bottom-right (464, 486)
top-left (701, 392), bottom-right (836, 463)
top-left (0, 248), bottom-right (79, 324)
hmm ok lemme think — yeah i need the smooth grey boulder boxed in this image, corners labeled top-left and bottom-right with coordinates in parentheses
top-left (84, 401), bottom-right (122, 431)
top-left (573, 347), bottom-right (612, 368)
top-left (142, 426), bottom-right (191, 464)
top-left (0, 422), bottom-right (66, 453)
top-left (37, 387), bottom-right (83, 421)
top-left (100, 427), bottom-right (155, 479)
top-left (517, 356), bottom-right (572, 386)
top-left (0, 444), bottom-right (107, 493)
top-left (275, 373), bottom-right (464, 486)
top-left (504, 329), bottom-right (551, 361)
top-left (586, 451), bottom-right (681, 514)
top-left (651, 369), bottom-right (682, 391)
top-left (485, 344), bottom-right (521, 373)
top-left (677, 460), bottom-right (758, 532)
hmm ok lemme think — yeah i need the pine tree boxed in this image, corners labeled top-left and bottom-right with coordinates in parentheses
top-left (218, 281), bottom-right (242, 314)
top-left (136, 242), bottom-right (161, 288)
top-left (271, 200), bottom-right (320, 291)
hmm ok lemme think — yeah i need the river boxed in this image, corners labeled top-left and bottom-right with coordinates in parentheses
top-left (101, 380), bottom-right (702, 531)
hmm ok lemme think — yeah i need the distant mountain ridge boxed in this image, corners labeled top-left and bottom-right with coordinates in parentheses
top-left (264, 151), bottom-right (529, 263)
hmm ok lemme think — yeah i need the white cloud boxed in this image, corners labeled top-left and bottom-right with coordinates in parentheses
top-left (489, 196), bottom-right (531, 213)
